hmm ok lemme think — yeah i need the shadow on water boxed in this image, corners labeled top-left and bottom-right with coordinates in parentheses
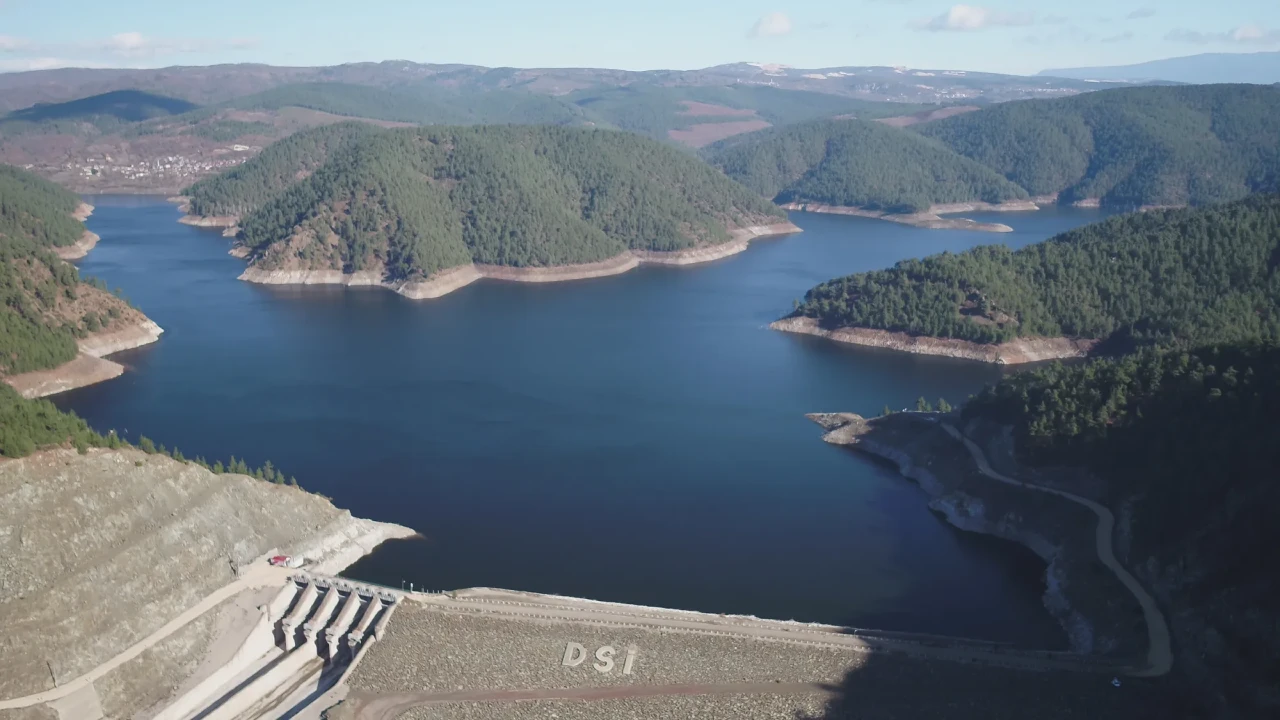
top-left (794, 650), bottom-right (1191, 720)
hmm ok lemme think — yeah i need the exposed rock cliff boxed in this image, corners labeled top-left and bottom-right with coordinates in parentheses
top-left (771, 317), bottom-right (1095, 365)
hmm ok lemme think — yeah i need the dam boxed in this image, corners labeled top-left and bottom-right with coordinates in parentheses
top-left (130, 568), bottom-right (1154, 720)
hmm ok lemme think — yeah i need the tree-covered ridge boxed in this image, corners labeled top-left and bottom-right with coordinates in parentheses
top-left (704, 119), bottom-right (1027, 213)
top-left (183, 122), bottom-right (382, 217)
top-left (0, 165), bottom-right (141, 375)
top-left (918, 84), bottom-right (1280, 207)
top-left (236, 125), bottom-right (783, 279)
top-left (0, 164), bottom-right (84, 248)
top-left (792, 194), bottom-right (1280, 347)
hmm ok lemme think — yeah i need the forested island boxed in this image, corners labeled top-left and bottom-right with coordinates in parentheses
top-left (185, 124), bottom-right (798, 297)
top-left (0, 164), bottom-right (163, 397)
top-left (708, 85), bottom-right (1280, 227)
top-left (775, 195), bottom-right (1280, 362)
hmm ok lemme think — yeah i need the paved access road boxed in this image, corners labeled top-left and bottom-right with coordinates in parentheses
top-left (940, 423), bottom-right (1173, 677)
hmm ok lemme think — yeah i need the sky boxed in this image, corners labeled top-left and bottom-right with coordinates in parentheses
top-left (1, 1), bottom-right (1278, 75)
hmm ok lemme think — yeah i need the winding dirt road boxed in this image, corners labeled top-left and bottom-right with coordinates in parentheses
top-left (940, 424), bottom-right (1173, 677)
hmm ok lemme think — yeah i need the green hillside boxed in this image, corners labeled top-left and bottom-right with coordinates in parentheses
top-left (0, 164), bottom-right (84, 248)
top-left (235, 125), bottom-right (783, 279)
top-left (0, 165), bottom-right (140, 376)
top-left (183, 122), bottom-right (382, 217)
top-left (918, 84), bottom-right (1280, 207)
top-left (705, 119), bottom-right (1028, 213)
top-left (789, 195), bottom-right (1280, 347)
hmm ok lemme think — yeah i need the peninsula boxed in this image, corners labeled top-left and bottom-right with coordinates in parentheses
top-left (807, 335), bottom-right (1280, 717)
top-left (774, 195), bottom-right (1280, 363)
top-left (0, 165), bottom-right (164, 397)
top-left (179, 123), bottom-right (800, 297)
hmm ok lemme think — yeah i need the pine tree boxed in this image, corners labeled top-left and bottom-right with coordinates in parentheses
top-left (213, 460), bottom-right (225, 474)
top-left (916, 397), bottom-right (932, 412)
top-left (938, 398), bottom-right (953, 413)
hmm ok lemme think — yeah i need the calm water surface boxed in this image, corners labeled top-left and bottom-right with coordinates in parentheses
top-left (59, 198), bottom-right (1116, 647)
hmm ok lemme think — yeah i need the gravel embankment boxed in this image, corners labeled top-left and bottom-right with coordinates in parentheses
top-left (348, 602), bottom-right (862, 693)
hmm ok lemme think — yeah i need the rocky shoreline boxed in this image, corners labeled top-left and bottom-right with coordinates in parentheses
top-left (806, 412), bottom-right (1146, 660)
top-left (237, 221), bottom-right (802, 298)
top-left (778, 201), bottom-right (1038, 232)
top-left (770, 316), bottom-right (1096, 365)
top-left (54, 203), bottom-right (100, 260)
top-left (4, 320), bottom-right (165, 399)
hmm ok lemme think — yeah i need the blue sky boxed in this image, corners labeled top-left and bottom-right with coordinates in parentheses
top-left (1, 1), bottom-right (1278, 75)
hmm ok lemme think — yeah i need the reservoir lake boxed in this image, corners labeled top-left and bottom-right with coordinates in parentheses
top-left (59, 197), bottom-right (1117, 648)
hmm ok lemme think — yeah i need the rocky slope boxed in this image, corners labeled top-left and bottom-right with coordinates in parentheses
top-left (0, 448), bottom-right (414, 701)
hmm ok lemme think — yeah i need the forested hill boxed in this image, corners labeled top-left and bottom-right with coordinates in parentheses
top-left (236, 125), bottom-right (783, 279)
top-left (918, 84), bottom-right (1280, 207)
top-left (0, 165), bottom-right (142, 376)
top-left (183, 122), bottom-right (381, 217)
top-left (789, 194), bottom-right (1280, 348)
top-left (962, 341), bottom-right (1280, 715)
top-left (0, 164), bottom-right (84, 248)
top-left (703, 119), bottom-right (1027, 213)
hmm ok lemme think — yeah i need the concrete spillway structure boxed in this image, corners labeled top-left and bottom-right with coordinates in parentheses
top-left (163, 574), bottom-right (400, 720)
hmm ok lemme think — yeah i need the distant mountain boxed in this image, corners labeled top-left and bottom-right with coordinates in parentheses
top-left (0, 60), bottom-right (1141, 114)
top-left (704, 119), bottom-right (1026, 213)
top-left (917, 84), bottom-right (1280, 207)
top-left (232, 125), bottom-right (784, 279)
top-left (1040, 51), bottom-right (1280, 85)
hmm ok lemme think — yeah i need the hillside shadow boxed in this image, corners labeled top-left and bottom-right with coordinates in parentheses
top-left (5, 90), bottom-right (197, 123)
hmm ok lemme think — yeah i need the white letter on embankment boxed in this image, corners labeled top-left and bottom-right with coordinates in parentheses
top-left (562, 642), bottom-right (586, 667)
top-left (593, 645), bottom-right (616, 673)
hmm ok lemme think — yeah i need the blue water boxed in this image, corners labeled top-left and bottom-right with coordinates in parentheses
top-left (59, 198), bottom-right (1116, 647)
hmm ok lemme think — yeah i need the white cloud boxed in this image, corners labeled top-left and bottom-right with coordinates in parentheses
top-left (0, 57), bottom-right (115, 72)
top-left (0, 35), bottom-right (29, 52)
top-left (748, 12), bottom-right (793, 38)
top-left (99, 32), bottom-right (258, 58)
top-left (1126, 8), bottom-right (1156, 20)
top-left (1167, 24), bottom-right (1280, 46)
top-left (914, 5), bottom-right (1033, 32)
